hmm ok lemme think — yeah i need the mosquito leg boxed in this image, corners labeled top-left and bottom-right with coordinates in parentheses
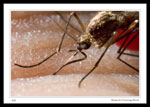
top-left (72, 12), bottom-right (86, 32)
top-left (78, 37), bottom-right (114, 88)
top-left (111, 19), bottom-right (139, 72)
top-left (14, 12), bottom-right (75, 68)
top-left (116, 27), bottom-right (139, 56)
top-left (112, 19), bottom-right (139, 58)
top-left (14, 51), bottom-right (57, 68)
top-left (52, 12), bottom-right (89, 75)
top-left (117, 33), bottom-right (130, 53)
top-left (112, 19), bottom-right (139, 45)
top-left (55, 11), bottom-right (86, 41)
top-left (50, 16), bottom-right (77, 42)
top-left (53, 11), bottom-right (87, 44)
top-left (55, 11), bottom-right (82, 34)
top-left (56, 12), bottom-right (76, 52)
top-left (116, 32), bottom-right (139, 57)
top-left (53, 51), bottom-right (87, 75)
top-left (117, 33), bottom-right (139, 72)
top-left (120, 53), bottom-right (139, 57)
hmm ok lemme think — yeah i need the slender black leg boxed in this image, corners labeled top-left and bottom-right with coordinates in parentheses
top-left (53, 51), bottom-right (87, 75)
top-left (14, 52), bottom-right (57, 68)
top-left (14, 12), bottom-right (75, 68)
top-left (117, 33), bottom-right (139, 72)
top-left (56, 11), bottom-right (86, 33)
top-left (110, 19), bottom-right (139, 72)
top-left (55, 11), bottom-right (82, 34)
top-left (78, 37), bottom-right (113, 88)
top-left (50, 16), bottom-right (77, 42)
top-left (112, 19), bottom-right (139, 45)
top-left (117, 32), bottom-right (130, 53)
top-left (52, 12), bottom-right (88, 75)
top-left (117, 32), bottom-right (139, 57)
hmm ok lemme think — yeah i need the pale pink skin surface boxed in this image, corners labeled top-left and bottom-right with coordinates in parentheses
top-left (11, 12), bottom-right (139, 96)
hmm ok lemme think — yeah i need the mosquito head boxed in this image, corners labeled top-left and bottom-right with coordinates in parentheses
top-left (77, 34), bottom-right (91, 51)
top-left (77, 41), bottom-right (91, 51)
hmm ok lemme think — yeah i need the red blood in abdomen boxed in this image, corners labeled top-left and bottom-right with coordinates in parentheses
top-left (115, 29), bottom-right (139, 51)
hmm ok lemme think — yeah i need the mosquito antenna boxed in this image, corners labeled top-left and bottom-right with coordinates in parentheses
top-left (53, 50), bottom-right (87, 75)
top-left (14, 51), bottom-right (57, 68)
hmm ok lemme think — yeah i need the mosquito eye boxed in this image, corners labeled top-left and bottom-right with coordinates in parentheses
top-left (77, 41), bottom-right (91, 50)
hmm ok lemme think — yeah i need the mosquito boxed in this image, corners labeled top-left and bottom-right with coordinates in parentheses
top-left (14, 11), bottom-right (139, 87)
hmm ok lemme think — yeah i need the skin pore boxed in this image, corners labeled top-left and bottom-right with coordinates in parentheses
top-left (11, 11), bottom-right (139, 96)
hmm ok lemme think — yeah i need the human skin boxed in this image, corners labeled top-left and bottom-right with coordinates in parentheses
top-left (11, 11), bottom-right (139, 96)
